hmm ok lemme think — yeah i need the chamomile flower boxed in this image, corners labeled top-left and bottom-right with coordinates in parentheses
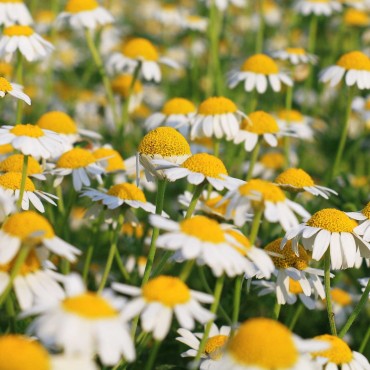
top-left (0, 124), bottom-right (67, 160)
top-left (0, 154), bottom-right (46, 180)
top-left (347, 201), bottom-right (370, 241)
top-left (276, 109), bottom-right (314, 141)
top-left (176, 324), bottom-right (231, 369)
top-left (0, 187), bottom-right (16, 221)
top-left (58, 0), bottom-right (114, 30)
top-left (0, 211), bottom-right (81, 264)
top-left (320, 51), bottom-right (370, 90)
top-left (223, 179), bottom-right (310, 230)
top-left (311, 335), bottom-right (370, 370)
top-left (248, 152), bottom-right (287, 180)
top-left (111, 74), bottom-right (143, 113)
top-left (295, 0), bottom-right (342, 15)
top-left (228, 54), bottom-right (293, 93)
top-left (0, 77), bottom-right (31, 104)
top-left (190, 96), bottom-right (245, 141)
top-left (344, 8), bottom-right (369, 27)
top-left (281, 208), bottom-right (370, 269)
top-left (215, 317), bottom-right (328, 370)
top-left (112, 275), bottom-right (214, 340)
top-left (0, 1), bottom-right (33, 26)
top-left (92, 147), bottom-right (125, 174)
top-left (53, 148), bottom-right (105, 191)
top-left (182, 15), bottom-right (208, 32)
top-left (271, 48), bottom-right (318, 65)
top-left (275, 168), bottom-right (338, 199)
top-left (25, 274), bottom-right (135, 366)
top-left (125, 255), bottom-right (147, 277)
top-left (107, 37), bottom-right (178, 83)
top-left (0, 25), bottom-right (53, 62)
top-left (203, 0), bottom-right (246, 11)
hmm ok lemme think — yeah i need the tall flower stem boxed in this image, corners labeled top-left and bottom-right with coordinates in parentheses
top-left (273, 302), bottom-right (281, 320)
top-left (144, 340), bottom-right (162, 370)
top-left (324, 250), bottom-right (337, 335)
top-left (17, 155), bottom-right (29, 209)
top-left (284, 84), bottom-right (293, 168)
top-left (15, 52), bottom-right (24, 123)
top-left (185, 182), bottom-right (206, 219)
top-left (246, 139), bottom-right (261, 181)
top-left (255, 0), bottom-right (265, 53)
top-left (359, 325), bottom-right (370, 353)
top-left (179, 260), bottom-right (195, 282)
top-left (308, 15), bottom-right (318, 54)
top-left (288, 303), bottom-right (304, 330)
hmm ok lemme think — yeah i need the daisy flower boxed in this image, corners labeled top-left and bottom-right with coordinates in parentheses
top-left (271, 47), bottom-right (318, 65)
top-left (0, 25), bottom-right (53, 62)
top-left (347, 201), bottom-right (370, 241)
top-left (320, 51), bottom-right (370, 90)
top-left (281, 208), bottom-right (370, 269)
top-left (295, 0), bottom-right (342, 15)
top-left (228, 54), bottom-right (293, 93)
top-left (0, 154), bottom-right (46, 181)
top-left (311, 334), bottom-right (370, 370)
top-left (247, 151), bottom-right (287, 180)
top-left (0, 124), bottom-right (67, 160)
top-left (111, 74), bottom-right (143, 113)
top-left (112, 275), bottom-right (214, 340)
top-left (0, 186), bottom-right (16, 221)
top-left (190, 96), bottom-right (245, 141)
top-left (176, 324), bottom-right (231, 369)
top-left (25, 274), bottom-right (135, 366)
top-left (0, 1), bottom-right (33, 26)
top-left (0, 77), bottom-right (31, 104)
top-left (153, 4), bottom-right (182, 27)
top-left (138, 127), bottom-right (192, 181)
top-left (214, 317), bottom-right (328, 370)
top-left (92, 146), bottom-right (125, 174)
top-left (58, 0), bottom-right (114, 30)
top-left (223, 179), bottom-right (311, 230)
top-left (203, 0), bottom-right (246, 11)
top-left (145, 97), bottom-right (196, 132)
top-left (0, 211), bottom-right (81, 264)
top-left (107, 37), bottom-right (178, 83)
top-left (275, 168), bottom-right (338, 199)
top-left (125, 255), bottom-right (147, 278)
top-left (344, 8), bottom-right (369, 27)
top-left (52, 148), bottom-right (105, 191)
top-left (275, 109), bottom-right (314, 141)
top-left (182, 15), bottom-right (208, 32)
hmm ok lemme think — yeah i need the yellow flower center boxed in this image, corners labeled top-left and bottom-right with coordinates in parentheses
top-left (36, 111), bottom-right (77, 135)
top-left (241, 111), bottom-right (279, 134)
top-left (204, 335), bottom-right (228, 360)
top-left (0, 154), bottom-right (42, 175)
top-left (111, 74), bottom-right (143, 98)
top-left (285, 48), bottom-right (306, 55)
top-left (331, 288), bottom-right (352, 306)
top-left (142, 275), bottom-right (191, 307)
top-left (312, 335), bottom-right (353, 364)
top-left (226, 229), bottom-right (251, 255)
top-left (307, 209), bottom-right (357, 233)
top-left (0, 172), bottom-right (35, 191)
top-left (0, 335), bottom-right (51, 370)
top-left (121, 223), bottom-right (144, 239)
top-left (138, 127), bottom-right (191, 157)
top-left (241, 54), bottom-right (279, 74)
top-left (93, 148), bottom-right (125, 172)
top-left (57, 148), bottom-right (96, 169)
top-left (336, 51), bottom-right (370, 71)
top-left (35, 10), bottom-right (55, 23)
top-left (0, 250), bottom-right (41, 275)
top-left (62, 292), bottom-right (118, 319)
top-left (0, 62), bottom-right (13, 77)
top-left (277, 109), bottom-right (303, 122)
top-left (161, 98), bottom-right (196, 115)
top-left (0, 77), bottom-right (12, 92)
top-left (228, 318), bottom-right (298, 368)
top-left (181, 153), bottom-right (228, 179)
top-left (122, 38), bottom-right (159, 62)
top-left (107, 183), bottom-right (146, 202)
top-left (180, 215), bottom-right (225, 243)
top-left (239, 179), bottom-right (286, 203)
top-left (344, 9), bottom-right (369, 26)
top-left (65, 0), bottom-right (99, 13)
top-left (362, 201), bottom-right (370, 219)
top-left (0, 144), bottom-right (13, 155)
top-left (260, 152), bottom-right (285, 169)
top-left (289, 279), bottom-right (304, 294)
top-left (10, 124), bottom-right (44, 138)
top-left (265, 238), bottom-right (310, 270)
top-left (275, 168), bottom-right (315, 189)
top-left (204, 195), bottom-right (229, 216)
top-left (198, 97), bottom-right (237, 115)
top-left (3, 25), bottom-right (34, 37)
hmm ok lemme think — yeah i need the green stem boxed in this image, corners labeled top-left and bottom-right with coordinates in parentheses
top-left (5, 295), bottom-right (16, 332)
top-left (114, 247), bottom-right (130, 281)
top-left (231, 275), bottom-right (243, 334)
top-left (324, 250), bottom-right (337, 335)
top-left (283, 85), bottom-right (293, 169)
top-left (185, 183), bottom-right (206, 219)
top-left (15, 52), bottom-right (23, 123)
top-left (359, 325), bottom-right (370, 353)
top-left (273, 302), bottom-right (281, 320)
top-left (255, 0), bottom-right (265, 53)
top-left (308, 15), bottom-right (318, 54)
top-left (179, 260), bottom-right (195, 282)
top-left (150, 250), bottom-right (173, 277)
top-left (246, 139), bottom-right (261, 181)
top-left (339, 279), bottom-right (370, 338)
top-left (56, 185), bottom-right (65, 215)
top-left (288, 303), bottom-right (304, 330)
top-left (144, 340), bottom-right (162, 370)
top-left (16, 155), bottom-right (29, 209)
top-left (249, 206), bottom-right (264, 245)
top-left (82, 219), bottom-right (100, 283)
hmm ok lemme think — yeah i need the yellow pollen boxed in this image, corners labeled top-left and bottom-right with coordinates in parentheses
top-left (62, 292), bottom-right (118, 319)
top-left (122, 38), bottom-right (159, 62)
top-left (344, 9), bottom-right (369, 26)
top-left (226, 229), bottom-right (251, 255)
top-left (312, 335), bottom-right (353, 364)
top-left (3, 25), bottom-right (34, 37)
top-left (289, 279), bottom-right (304, 294)
top-left (3, 211), bottom-right (54, 241)
top-left (0, 144), bottom-right (13, 155)
top-left (0, 250), bottom-right (41, 275)
top-left (260, 152), bottom-right (285, 169)
top-left (241, 54), bottom-right (279, 74)
top-left (228, 318), bottom-right (298, 368)
top-left (307, 209), bottom-right (357, 233)
top-left (10, 124), bottom-right (44, 138)
top-left (0, 77), bottom-right (12, 92)
top-left (57, 148), bottom-right (95, 169)
top-left (111, 75), bottom-right (143, 98)
top-left (181, 153), bottom-right (228, 179)
top-left (204, 335), bottom-right (228, 360)
top-left (331, 288), bottom-right (352, 306)
top-left (107, 183), bottom-right (146, 202)
top-left (36, 111), bottom-right (77, 135)
top-left (204, 195), bottom-right (229, 216)
top-left (161, 98), bottom-right (196, 115)
top-left (93, 148), bottom-right (125, 172)
top-left (198, 96), bottom-right (237, 115)
top-left (336, 51), bottom-right (370, 71)
top-left (0, 172), bottom-right (35, 191)
top-left (241, 111), bottom-right (279, 134)
top-left (285, 48), bottom-right (306, 55)
top-left (142, 275), bottom-right (191, 307)
top-left (275, 168), bottom-right (315, 189)
top-left (65, 0), bottom-right (99, 13)
top-left (265, 238), bottom-right (310, 270)
top-left (0, 154), bottom-right (42, 175)
top-left (362, 201), bottom-right (370, 219)
top-left (277, 109), bottom-right (303, 122)
top-left (138, 127), bottom-right (191, 157)
top-left (0, 335), bottom-right (51, 370)
top-left (239, 179), bottom-right (286, 203)
top-left (180, 216), bottom-right (225, 243)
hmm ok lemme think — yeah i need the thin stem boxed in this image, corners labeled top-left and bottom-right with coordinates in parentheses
top-left (185, 182), bottom-right (206, 219)
top-left (150, 250), bottom-right (173, 277)
top-left (283, 84), bottom-right (293, 169)
top-left (255, 0), bottom-right (265, 53)
top-left (308, 15), bottom-right (318, 54)
top-left (56, 185), bottom-right (65, 215)
top-left (114, 247), bottom-right (130, 281)
top-left (359, 325), bottom-right (370, 353)
top-left (16, 155), bottom-right (29, 209)
top-left (246, 139), bottom-right (261, 181)
top-left (324, 250), bottom-right (337, 335)
top-left (5, 295), bottom-right (16, 332)
top-left (288, 303), bottom-right (304, 330)
top-left (273, 302), bottom-right (281, 320)
top-left (15, 52), bottom-right (24, 123)
top-left (82, 220), bottom-right (100, 283)
top-left (231, 275), bottom-right (243, 334)
top-left (144, 340), bottom-right (162, 370)
top-left (249, 206), bottom-right (264, 245)
top-left (179, 260), bottom-right (195, 282)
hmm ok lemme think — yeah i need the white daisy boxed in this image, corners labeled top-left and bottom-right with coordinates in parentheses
top-left (92, 146), bottom-right (125, 174)
top-left (0, 186), bottom-right (16, 222)
top-left (182, 15), bottom-right (208, 32)
top-left (203, 0), bottom-right (246, 11)
top-left (152, 4), bottom-right (183, 26)
top-left (113, 275), bottom-right (214, 341)
top-left (347, 201), bottom-right (370, 241)
top-left (275, 109), bottom-right (314, 141)
top-left (271, 48), bottom-right (318, 65)
top-left (295, 0), bottom-right (342, 15)
top-left (0, 1), bottom-right (33, 26)
top-left (0, 77), bottom-right (30, 104)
